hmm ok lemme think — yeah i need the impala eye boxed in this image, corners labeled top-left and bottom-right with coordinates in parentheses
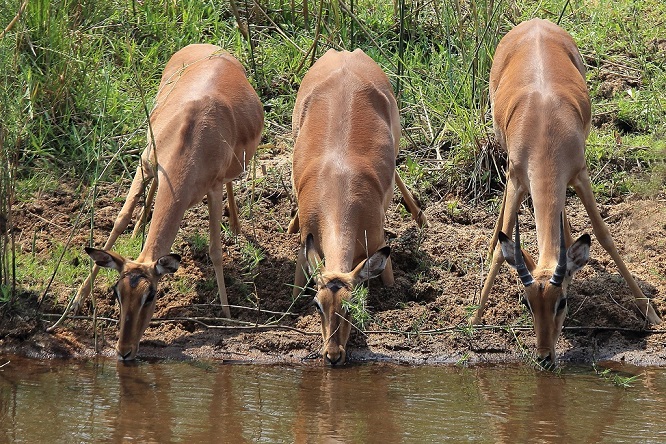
top-left (557, 297), bottom-right (568, 312)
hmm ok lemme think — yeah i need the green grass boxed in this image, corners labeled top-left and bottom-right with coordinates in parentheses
top-left (1, 0), bottom-right (665, 308)
top-left (186, 231), bottom-right (209, 256)
top-left (592, 362), bottom-right (641, 388)
top-left (342, 284), bottom-right (371, 329)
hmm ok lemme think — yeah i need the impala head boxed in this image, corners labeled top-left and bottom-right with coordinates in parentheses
top-left (303, 233), bottom-right (390, 366)
top-left (499, 216), bottom-right (590, 366)
top-left (84, 247), bottom-right (180, 361)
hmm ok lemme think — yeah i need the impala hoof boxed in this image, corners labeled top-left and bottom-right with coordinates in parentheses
top-left (647, 304), bottom-right (662, 325)
top-left (415, 210), bottom-right (428, 229)
top-left (469, 314), bottom-right (483, 326)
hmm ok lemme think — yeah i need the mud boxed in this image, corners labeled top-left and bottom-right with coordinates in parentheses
top-left (1, 146), bottom-right (666, 366)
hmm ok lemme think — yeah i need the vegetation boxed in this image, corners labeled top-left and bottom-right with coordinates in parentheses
top-left (0, 0), bottom-right (664, 319)
top-left (592, 362), bottom-right (641, 388)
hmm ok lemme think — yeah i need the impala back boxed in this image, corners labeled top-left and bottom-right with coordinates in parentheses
top-left (90, 44), bottom-right (263, 361)
top-left (489, 19), bottom-right (593, 363)
top-left (292, 49), bottom-right (398, 364)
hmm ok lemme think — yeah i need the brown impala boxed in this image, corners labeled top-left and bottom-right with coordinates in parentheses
top-left (288, 49), bottom-right (427, 366)
top-left (471, 19), bottom-right (661, 365)
top-left (76, 44), bottom-right (264, 360)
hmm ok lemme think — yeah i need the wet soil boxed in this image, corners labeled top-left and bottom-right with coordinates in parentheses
top-left (2, 145), bottom-right (666, 366)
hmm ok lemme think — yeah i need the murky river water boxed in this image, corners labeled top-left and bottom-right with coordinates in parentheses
top-left (1, 356), bottom-right (666, 442)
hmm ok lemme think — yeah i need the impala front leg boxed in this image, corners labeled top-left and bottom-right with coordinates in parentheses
top-left (380, 255), bottom-right (394, 286)
top-left (471, 178), bottom-right (525, 325)
top-left (287, 210), bottom-right (300, 234)
top-left (395, 171), bottom-right (428, 228)
top-left (573, 170), bottom-right (662, 324)
top-left (131, 176), bottom-right (157, 238)
top-left (292, 242), bottom-right (308, 299)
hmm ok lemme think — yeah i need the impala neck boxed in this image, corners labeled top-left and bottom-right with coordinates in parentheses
top-left (530, 175), bottom-right (567, 271)
top-left (319, 224), bottom-right (358, 273)
top-left (136, 190), bottom-right (189, 263)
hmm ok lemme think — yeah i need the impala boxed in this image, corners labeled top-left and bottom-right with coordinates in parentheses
top-left (77, 44), bottom-right (264, 360)
top-left (288, 49), bottom-right (427, 365)
top-left (471, 19), bottom-right (661, 364)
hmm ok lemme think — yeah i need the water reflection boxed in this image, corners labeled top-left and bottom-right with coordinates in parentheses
top-left (113, 361), bottom-right (175, 443)
top-left (1, 358), bottom-right (666, 443)
top-left (475, 365), bottom-right (640, 443)
top-left (293, 366), bottom-right (401, 443)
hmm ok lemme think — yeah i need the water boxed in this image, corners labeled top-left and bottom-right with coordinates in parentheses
top-left (1, 356), bottom-right (666, 443)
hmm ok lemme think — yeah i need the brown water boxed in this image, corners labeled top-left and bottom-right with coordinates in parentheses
top-left (1, 356), bottom-right (666, 443)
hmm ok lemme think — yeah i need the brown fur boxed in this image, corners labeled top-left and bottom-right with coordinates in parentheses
top-left (289, 49), bottom-right (424, 364)
top-left (472, 19), bottom-right (661, 362)
top-left (76, 44), bottom-right (264, 359)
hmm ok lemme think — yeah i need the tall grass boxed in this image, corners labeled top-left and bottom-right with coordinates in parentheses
top-left (0, 0), bottom-right (664, 308)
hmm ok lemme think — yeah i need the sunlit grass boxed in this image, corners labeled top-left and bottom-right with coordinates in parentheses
top-left (0, 0), bottom-right (664, 309)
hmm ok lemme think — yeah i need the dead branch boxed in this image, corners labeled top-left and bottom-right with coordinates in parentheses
top-left (0, 0), bottom-right (28, 39)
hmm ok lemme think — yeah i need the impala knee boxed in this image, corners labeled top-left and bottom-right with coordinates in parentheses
top-left (209, 245), bottom-right (224, 267)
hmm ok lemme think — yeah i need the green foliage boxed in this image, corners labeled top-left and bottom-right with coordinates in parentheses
top-left (342, 284), bottom-right (371, 329)
top-left (0, 284), bottom-right (11, 304)
top-left (186, 231), bottom-right (209, 256)
top-left (1, 0), bottom-right (665, 309)
top-left (593, 363), bottom-right (641, 388)
top-left (2, 0), bottom-right (663, 195)
top-left (240, 240), bottom-right (265, 273)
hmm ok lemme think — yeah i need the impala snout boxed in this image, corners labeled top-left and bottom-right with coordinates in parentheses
top-left (116, 345), bottom-right (137, 361)
top-left (534, 323), bottom-right (561, 367)
top-left (324, 344), bottom-right (346, 366)
top-left (536, 350), bottom-right (556, 370)
top-left (316, 292), bottom-right (353, 366)
top-left (116, 304), bottom-right (151, 362)
top-left (530, 286), bottom-right (567, 368)
top-left (115, 311), bottom-right (149, 362)
top-left (114, 275), bottom-right (159, 362)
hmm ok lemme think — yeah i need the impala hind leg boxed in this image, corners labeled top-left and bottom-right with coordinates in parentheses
top-left (73, 165), bottom-right (150, 313)
top-left (208, 186), bottom-right (231, 318)
top-left (287, 210), bottom-right (300, 234)
top-left (395, 171), bottom-right (428, 228)
top-left (572, 170), bottom-right (661, 324)
top-left (471, 178), bottom-right (525, 325)
top-left (225, 182), bottom-right (241, 236)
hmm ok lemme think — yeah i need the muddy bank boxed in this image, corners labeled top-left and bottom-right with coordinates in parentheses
top-left (2, 162), bottom-right (666, 366)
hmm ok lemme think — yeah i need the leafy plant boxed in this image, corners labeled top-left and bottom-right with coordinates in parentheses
top-left (593, 362), bottom-right (641, 388)
top-left (342, 284), bottom-right (371, 330)
top-left (0, 284), bottom-right (11, 304)
top-left (186, 231), bottom-right (208, 256)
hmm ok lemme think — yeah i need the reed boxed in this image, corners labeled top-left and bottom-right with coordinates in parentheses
top-left (0, 0), bottom-right (664, 312)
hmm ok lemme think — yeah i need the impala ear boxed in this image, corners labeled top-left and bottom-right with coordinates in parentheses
top-left (85, 247), bottom-right (125, 273)
top-left (351, 246), bottom-right (391, 284)
top-left (566, 234), bottom-right (591, 276)
top-left (155, 254), bottom-right (181, 276)
top-left (498, 232), bottom-right (518, 266)
top-left (304, 233), bottom-right (324, 276)
top-left (498, 232), bottom-right (536, 272)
